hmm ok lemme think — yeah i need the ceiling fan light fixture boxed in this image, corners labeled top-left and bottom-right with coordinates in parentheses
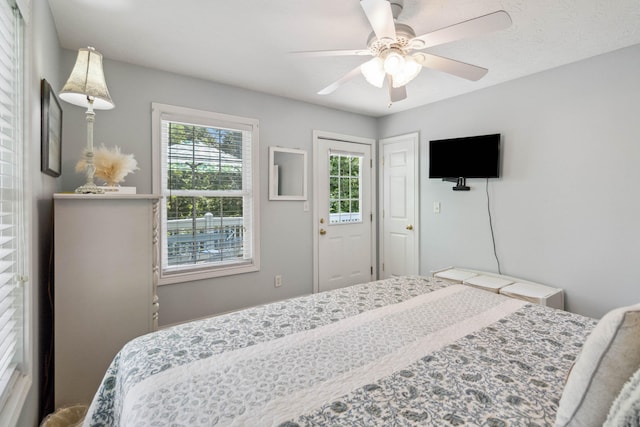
top-left (304, 2), bottom-right (511, 99)
top-left (361, 57), bottom-right (385, 88)
top-left (391, 54), bottom-right (422, 87)
top-left (383, 50), bottom-right (405, 75)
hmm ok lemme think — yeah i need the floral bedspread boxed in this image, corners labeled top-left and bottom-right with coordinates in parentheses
top-left (83, 276), bottom-right (595, 427)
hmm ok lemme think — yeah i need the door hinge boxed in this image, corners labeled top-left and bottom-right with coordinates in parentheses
top-left (370, 212), bottom-right (373, 221)
top-left (382, 263), bottom-right (385, 272)
top-left (370, 266), bottom-right (373, 275)
top-left (370, 159), bottom-right (373, 168)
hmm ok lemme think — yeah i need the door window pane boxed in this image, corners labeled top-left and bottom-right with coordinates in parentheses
top-left (328, 153), bottom-right (362, 224)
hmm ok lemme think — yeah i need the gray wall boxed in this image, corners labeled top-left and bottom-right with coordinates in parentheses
top-left (58, 51), bottom-right (377, 326)
top-left (20, 0), bottom-right (65, 425)
top-left (379, 44), bottom-right (640, 318)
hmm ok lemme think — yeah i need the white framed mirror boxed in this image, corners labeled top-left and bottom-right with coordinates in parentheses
top-left (269, 146), bottom-right (307, 201)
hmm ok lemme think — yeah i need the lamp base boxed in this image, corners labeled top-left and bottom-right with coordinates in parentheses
top-left (75, 183), bottom-right (105, 194)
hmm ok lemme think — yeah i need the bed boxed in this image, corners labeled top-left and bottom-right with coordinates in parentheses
top-left (83, 275), bottom-right (601, 426)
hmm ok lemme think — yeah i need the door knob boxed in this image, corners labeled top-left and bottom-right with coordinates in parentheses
top-left (406, 225), bottom-right (414, 230)
top-left (319, 228), bottom-right (327, 235)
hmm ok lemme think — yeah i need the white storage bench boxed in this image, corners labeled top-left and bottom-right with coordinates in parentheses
top-left (432, 267), bottom-right (564, 310)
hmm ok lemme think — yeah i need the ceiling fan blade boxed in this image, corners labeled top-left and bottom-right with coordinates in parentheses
top-left (414, 53), bottom-right (488, 81)
top-left (411, 10), bottom-right (512, 49)
top-left (360, 0), bottom-right (397, 43)
top-left (290, 49), bottom-right (371, 57)
top-left (387, 75), bottom-right (407, 102)
top-left (317, 64), bottom-right (364, 95)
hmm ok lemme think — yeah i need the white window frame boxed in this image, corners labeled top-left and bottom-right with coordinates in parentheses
top-left (0, 0), bottom-right (32, 425)
top-left (151, 103), bottom-right (260, 284)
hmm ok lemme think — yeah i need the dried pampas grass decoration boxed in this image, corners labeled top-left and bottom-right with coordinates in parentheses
top-left (76, 145), bottom-right (139, 186)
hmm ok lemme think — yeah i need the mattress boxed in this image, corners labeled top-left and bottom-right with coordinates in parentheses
top-left (83, 275), bottom-right (595, 426)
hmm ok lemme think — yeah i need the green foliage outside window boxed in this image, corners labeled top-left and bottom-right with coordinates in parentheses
top-left (329, 154), bottom-right (361, 216)
top-left (166, 123), bottom-right (244, 220)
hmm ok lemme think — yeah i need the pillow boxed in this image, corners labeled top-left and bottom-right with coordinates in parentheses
top-left (555, 303), bottom-right (640, 427)
top-left (604, 366), bottom-right (640, 427)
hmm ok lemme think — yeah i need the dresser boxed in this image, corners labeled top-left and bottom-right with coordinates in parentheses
top-left (53, 194), bottom-right (160, 408)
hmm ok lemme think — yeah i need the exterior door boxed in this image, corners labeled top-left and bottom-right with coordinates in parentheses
top-left (314, 132), bottom-right (375, 293)
top-left (380, 133), bottom-right (419, 278)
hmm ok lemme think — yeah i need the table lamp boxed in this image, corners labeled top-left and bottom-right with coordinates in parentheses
top-left (59, 46), bottom-right (115, 194)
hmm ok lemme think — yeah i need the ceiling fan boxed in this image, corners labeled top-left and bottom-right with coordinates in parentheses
top-left (294, 0), bottom-right (512, 103)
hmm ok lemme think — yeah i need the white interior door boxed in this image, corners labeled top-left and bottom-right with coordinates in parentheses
top-left (314, 132), bottom-right (375, 293)
top-left (380, 133), bottom-right (419, 278)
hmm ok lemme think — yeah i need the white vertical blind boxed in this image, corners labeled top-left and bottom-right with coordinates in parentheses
top-left (0, 0), bottom-right (26, 419)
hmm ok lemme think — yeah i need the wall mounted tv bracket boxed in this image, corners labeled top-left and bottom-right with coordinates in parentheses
top-left (443, 177), bottom-right (470, 191)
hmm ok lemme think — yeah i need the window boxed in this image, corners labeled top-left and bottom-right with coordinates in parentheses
top-left (0, 0), bottom-right (30, 424)
top-left (329, 152), bottom-right (362, 224)
top-left (152, 103), bottom-right (260, 284)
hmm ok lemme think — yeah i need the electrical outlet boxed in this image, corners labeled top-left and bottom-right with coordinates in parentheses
top-left (274, 275), bottom-right (282, 287)
top-left (434, 201), bottom-right (441, 214)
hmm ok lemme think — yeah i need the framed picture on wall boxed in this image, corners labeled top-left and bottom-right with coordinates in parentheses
top-left (41, 78), bottom-right (62, 177)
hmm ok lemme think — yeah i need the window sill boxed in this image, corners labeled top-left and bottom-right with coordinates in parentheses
top-left (0, 374), bottom-right (31, 427)
top-left (159, 261), bottom-right (259, 285)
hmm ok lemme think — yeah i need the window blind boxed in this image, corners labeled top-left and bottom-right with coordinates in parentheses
top-left (0, 0), bottom-right (26, 418)
top-left (162, 120), bottom-right (252, 266)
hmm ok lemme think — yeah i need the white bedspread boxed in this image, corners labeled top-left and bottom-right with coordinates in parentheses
top-left (83, 276), bottom-right (595, 426)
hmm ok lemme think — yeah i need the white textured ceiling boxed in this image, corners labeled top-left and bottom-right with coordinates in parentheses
top-left (47, 0), bottom-right (640, 117)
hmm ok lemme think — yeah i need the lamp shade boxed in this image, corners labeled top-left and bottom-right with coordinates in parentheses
top-left (383, 51), bottom-right (405, 75)
top-left (59, 47), bottom-right (114, 110)
top-left (360, 57), bottom-right (385, 88)
top-left (391, 54), bottom-right (422, 88)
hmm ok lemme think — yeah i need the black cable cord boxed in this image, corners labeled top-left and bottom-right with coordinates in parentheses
top-left (486, 178), bottom-right (501, 274)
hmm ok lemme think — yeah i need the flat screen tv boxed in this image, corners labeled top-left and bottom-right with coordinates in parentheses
top-left (429, 133), bottom-right (500, 178)
top-left (429, 133), bottom-right (500, 190)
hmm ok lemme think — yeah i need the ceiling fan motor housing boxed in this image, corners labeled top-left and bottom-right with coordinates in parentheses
top-left (367, 22), bottom-right (416, 56)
